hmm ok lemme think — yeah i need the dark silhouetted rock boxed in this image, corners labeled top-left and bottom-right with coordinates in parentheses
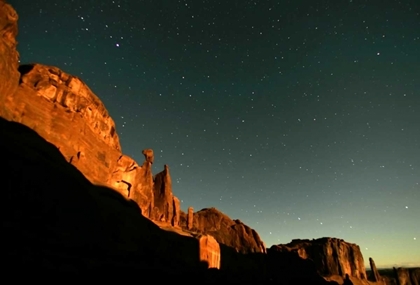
top-left (343, 274), bottom-right (354, 285)
top-left (369, 257), bottom-right (382, 282)
top-left (394, 267), bottom-right (420, 285)
top-left (267, 245), bottom-right (339, 285)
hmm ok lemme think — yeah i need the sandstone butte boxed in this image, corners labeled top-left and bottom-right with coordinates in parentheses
top-left (1, 1), bottom-right (418, 284)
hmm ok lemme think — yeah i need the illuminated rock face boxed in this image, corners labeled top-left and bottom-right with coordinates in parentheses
top-left (153, 164), bottom-right (180, 226)
top-left (1, 63), bottom-right (153, 217)
top-left (199, 235), bottom-right (221, 269)
top-left (271, 237), bottom-right (367, 280)
top-left (0, 0), bottom-right (20, 104)
top-left (181, 207), bottom-right (267, 255)
top-left (0, 0), bottom-right (180, 224)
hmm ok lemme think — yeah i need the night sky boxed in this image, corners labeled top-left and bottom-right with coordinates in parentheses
top-left (8, 0), bottom-right (420, 268)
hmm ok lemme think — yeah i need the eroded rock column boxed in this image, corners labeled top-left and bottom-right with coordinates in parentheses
top-left (369, 257), bottom-right (381, 282)
top-left (187, 206), bottom-right (194, 230)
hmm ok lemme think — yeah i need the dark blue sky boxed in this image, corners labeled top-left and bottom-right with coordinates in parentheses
top-left (9, 0), bottom-right (420, 267)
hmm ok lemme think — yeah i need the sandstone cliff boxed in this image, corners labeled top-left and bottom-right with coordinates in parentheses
top-left (2, 62), bottom-right (162, 219)
top-left (0, 0), bottom-right (20, 100)
top-left (0, 3), bottom-right (183, 222)
top-left (270, 237), bottom-right (367, 280)
top-left (180, 207), bottom-right (266, 255)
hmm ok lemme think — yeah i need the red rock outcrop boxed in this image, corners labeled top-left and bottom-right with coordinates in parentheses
top-left (181, 207), bottom-right (266, 255)
top-left (152, 164), bottom-right (180, 226)
top-left (0, 0), bottom-right (20, 100)
top-left (187, 206), bottom-right (194, 230)
top-left (271, 237), bottom-right (367, 280)
top-left (0, 63), bottom-right (156, 217)
top-left (0, 2), bottom-right (181, 221)
top-left (0, 0), bottom-right (179, 227)
top-left (198, 235), bottom-right (221, 269)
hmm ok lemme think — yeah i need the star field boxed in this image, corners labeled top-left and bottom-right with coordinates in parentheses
top-left (9, 0), bottom-right (420, 268)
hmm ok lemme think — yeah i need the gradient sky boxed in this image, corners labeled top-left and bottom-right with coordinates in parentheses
top-left (8, 0), bottom-right (420, 268)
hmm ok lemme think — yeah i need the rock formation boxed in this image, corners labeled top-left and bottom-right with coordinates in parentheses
top-left (1, 113), bottom-right (335, 283)
top-left (142, 148), bottom-right (154, 164)
top-left (369, 257), bottom-right (382, 282)
top-left (187, 206), bottom-right (194, 230)
top-left (181, 207), bottom-right (266, 255)
top-left (0, 2), bottom-right (400, 283)
top-left (1, 62), bottom-right (162, 218)
top-left (152, 164), bottom-right (179, 226)
top-left (0, 0), bottom-right (20, 100)
top-left (270, 238), bottom-right (367, 280)
top-left (267, 245), bottom-right (341, 285)
top-left (0, 4), bottom-right (180, 222)
top-left (0, 116), bottom-right (203, 277)
top-left (393, 267), bottom-right (420, 285)
top-left (199, 235), bottom-right (221, 269)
